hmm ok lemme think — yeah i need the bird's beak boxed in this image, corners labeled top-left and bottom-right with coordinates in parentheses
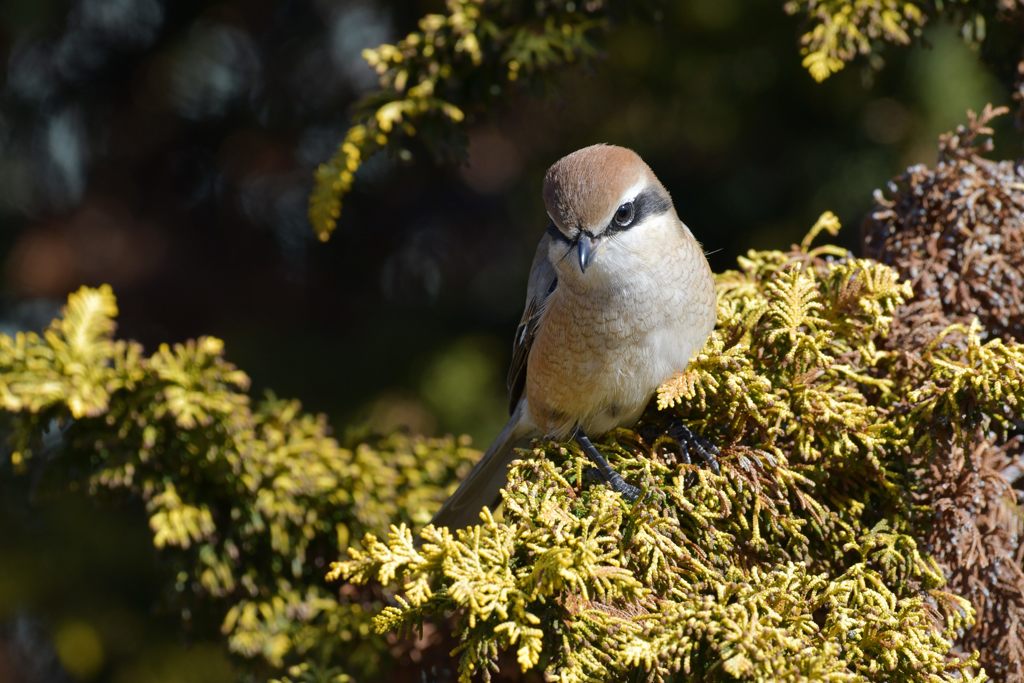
top-left (577, 233), bottom-right (595, 273)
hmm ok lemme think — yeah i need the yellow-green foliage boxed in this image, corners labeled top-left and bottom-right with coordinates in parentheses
top-left (0, 286), bottom-right (479, 681)
top-left (784, 0), bottom-right (926, 81)
top-left (309, 0), bottom-right (608, 241)
top-left (784, 0), bottom-right (1003, 82)
top-left (332, 214), bottom-right (1024, 681)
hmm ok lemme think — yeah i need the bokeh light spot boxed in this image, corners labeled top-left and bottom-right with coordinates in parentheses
top-left (54, 619), bottom-right (104, 680)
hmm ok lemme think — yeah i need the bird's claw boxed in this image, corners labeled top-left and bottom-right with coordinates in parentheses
top-left (584, 466), bottom-right (640, 501)
top-left (667, 423), bottom-right (721, 475)
top-left (605, 469), bottom-right (641, 501)
top-left (576, 432), bottom-right (642, 502)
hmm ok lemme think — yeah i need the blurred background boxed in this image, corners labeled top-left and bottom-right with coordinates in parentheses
top-left (0, 0), bottom-right (1015, 680)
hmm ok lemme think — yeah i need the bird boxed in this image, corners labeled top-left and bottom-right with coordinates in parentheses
top-left (432, 144), bottom-right (718, 530)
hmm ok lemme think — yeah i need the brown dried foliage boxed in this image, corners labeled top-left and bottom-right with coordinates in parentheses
top-left (863, 104), bottom-right (1024, 681)
top-left (865, 105), bottom-right (1024, 339)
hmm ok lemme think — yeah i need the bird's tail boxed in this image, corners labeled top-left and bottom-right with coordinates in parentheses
top-left (431, 406), bottom-right (532, 531)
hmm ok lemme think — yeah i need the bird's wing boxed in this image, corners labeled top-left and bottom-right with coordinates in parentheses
top-left (507, 230), bottom-right (558, 414)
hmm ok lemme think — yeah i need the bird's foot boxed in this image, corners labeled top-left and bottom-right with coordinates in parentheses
top-left (575, 432), bottom-right (641, 502)
top-left (665, 423), bottom-right (721, 475)
top-left (582, 465), bottom-right (641, 501)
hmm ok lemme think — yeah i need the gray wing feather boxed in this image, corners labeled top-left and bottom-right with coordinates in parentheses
top-left (507, 231), bottom-right (557, 414)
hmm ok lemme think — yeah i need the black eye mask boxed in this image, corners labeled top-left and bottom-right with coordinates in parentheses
top-left (605, 187), bottom-right (672, 236)
top-left (545, 185), bottom-right (672, 243)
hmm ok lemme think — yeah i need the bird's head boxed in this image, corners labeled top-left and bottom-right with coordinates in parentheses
top-left (542, 144), bottom-right (679, 286)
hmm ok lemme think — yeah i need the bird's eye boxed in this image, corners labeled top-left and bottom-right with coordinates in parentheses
top-left (613, 201), bottom-right (635, 227)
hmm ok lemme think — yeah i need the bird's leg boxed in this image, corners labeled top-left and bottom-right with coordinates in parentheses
top-left (666, 422), bottom-right (721, 475)
top-left (575, 431), bottom-right (641, 501)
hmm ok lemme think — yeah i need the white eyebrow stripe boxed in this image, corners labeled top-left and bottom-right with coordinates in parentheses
top-left (618, 179), bottom-right (647, 206)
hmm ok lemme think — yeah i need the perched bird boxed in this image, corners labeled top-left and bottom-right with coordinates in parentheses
top-left (432, 144), bottom-right (718, 530)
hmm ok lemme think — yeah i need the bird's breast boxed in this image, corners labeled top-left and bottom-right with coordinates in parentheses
top-left (525, 263), bottom-right (713, 438)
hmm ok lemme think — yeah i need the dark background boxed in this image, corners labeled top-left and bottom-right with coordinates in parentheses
top-left (0, 0), bottom-right (1013, 680)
